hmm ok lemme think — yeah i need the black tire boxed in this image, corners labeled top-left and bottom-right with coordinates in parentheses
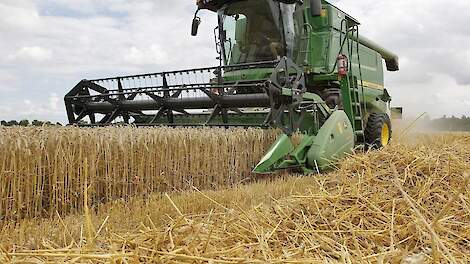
top-left (365, 113), bottom-right (392, 149)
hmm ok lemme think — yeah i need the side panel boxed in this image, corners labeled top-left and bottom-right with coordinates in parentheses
top-left (300, 4), bottom-right (386, 83)
top-left (363, 87), bottom-right (389, 115)
top-left (350, 45), bottom-right (384, 87)
top-left (296, 7), bottom-right (331, 71)
top-left (350, 43), bottom-right (389, 115)
top-left (307, 110), bottom-right (354, 170)
top-left (305, 3), bottom-right (390, 116)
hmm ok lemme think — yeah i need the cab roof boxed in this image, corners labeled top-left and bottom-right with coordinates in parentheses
top-left (197, 0), bottom-right (233, 11)
top-left (196, 0), bottom-right (360, 25)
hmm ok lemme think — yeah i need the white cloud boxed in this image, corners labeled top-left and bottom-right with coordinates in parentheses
top-left (0, 106), bottom-right (13, 113)
top-left (0, 0), bottom-right (469, 122)
top-left (332, 0), bottom-right (470, 87)
top-left (390, 74), bottom-right (470, 118)
top-left (8, 46), bottom-right (53, 62)
top-left (0, 94), bottom-right (64, 122)
top-left (0, 71), bottom-right (19, 91)
top-left (0, 2), bottom-right (40, 32)
top-left (124, 45), bottom-right (168, 66)
top-left (48, 93), bottom-right (60, 111)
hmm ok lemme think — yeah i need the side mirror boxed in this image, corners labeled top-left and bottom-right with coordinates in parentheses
top-left (310, 0), bottom-right (322, 17)
top-left (391, 107), bottom-right (403, 120)
top-left (191, 16), bottom-right (201, 36)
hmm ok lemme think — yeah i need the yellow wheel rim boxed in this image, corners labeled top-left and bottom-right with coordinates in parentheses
top-left (381, 123), bottom-right (390, 146)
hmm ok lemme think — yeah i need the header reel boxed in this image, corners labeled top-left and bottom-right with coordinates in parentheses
top-left (64, 58), bottom-right (327, 132)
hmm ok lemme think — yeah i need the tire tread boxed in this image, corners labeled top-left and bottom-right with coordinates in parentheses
top-left (365, 113), bottom-right (391, 149)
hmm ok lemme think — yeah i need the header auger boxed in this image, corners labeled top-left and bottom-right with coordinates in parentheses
top-left (65, 0), bottom-right (400, 174)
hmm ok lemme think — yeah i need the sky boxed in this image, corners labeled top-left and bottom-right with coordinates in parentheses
top-left (0, 0), bottom-right (469, 123)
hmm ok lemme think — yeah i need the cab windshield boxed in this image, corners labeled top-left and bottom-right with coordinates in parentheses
top-left (219, 0), bottom-right (295, 65)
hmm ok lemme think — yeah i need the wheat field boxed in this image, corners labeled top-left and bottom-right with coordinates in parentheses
top-left (0, 127), bottom-right (469, 263)
top-left (0, 127), bottom-right (278, 221)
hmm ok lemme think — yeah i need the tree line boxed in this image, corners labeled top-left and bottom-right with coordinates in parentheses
top-left (427, 115), bottom-right (470, 131)
top-left (1, 116), bottom-right (470, 131)
top-left (0, 120), bottom-right (63, 127)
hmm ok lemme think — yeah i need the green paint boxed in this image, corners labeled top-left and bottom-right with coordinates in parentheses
top-left (252, 111), bottom-right (354, 173)
top-left (252, 134), bottom-right (295, 174)
top-left (198, 0), bottom-right (399, 173)
top-left (307, 110), bottom-right (355, 171)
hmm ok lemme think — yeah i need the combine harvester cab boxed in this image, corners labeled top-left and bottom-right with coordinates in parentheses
top-left (64, 0), bottom-right (399, 174)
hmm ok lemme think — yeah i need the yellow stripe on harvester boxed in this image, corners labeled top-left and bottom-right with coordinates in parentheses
top-left (361, 81), bottom-right (384, 90)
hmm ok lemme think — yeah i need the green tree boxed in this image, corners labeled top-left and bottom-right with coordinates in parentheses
top-left (7, 120), bottom-right (19, 126)
top-left (19, 120), bottom-right (30, 127)
top-left (32, 120), bottom-right (44, 126)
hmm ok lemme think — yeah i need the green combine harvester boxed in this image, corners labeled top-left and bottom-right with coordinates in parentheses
top-left (65, 0), bottom-right (400, 174)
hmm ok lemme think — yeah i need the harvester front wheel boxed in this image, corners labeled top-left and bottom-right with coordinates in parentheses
top-left (365, 113), bottom-right (392, 149)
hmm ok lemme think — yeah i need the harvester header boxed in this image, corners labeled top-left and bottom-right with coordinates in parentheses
top-left (65, 0), bottom-right (400, 174)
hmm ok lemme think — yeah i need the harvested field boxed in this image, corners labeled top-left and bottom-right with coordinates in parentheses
top-left (0, 131), bottom-right (469, 263)
top-left (0, 127), bottom-right (277, 220)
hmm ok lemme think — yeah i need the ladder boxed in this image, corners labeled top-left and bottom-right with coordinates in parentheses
top-left (340, 21), bottom-right (366, 145)
top-left (348, 75), bottom-right (365, 144)
top-left (300, 10), bottom-right (314, 67)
